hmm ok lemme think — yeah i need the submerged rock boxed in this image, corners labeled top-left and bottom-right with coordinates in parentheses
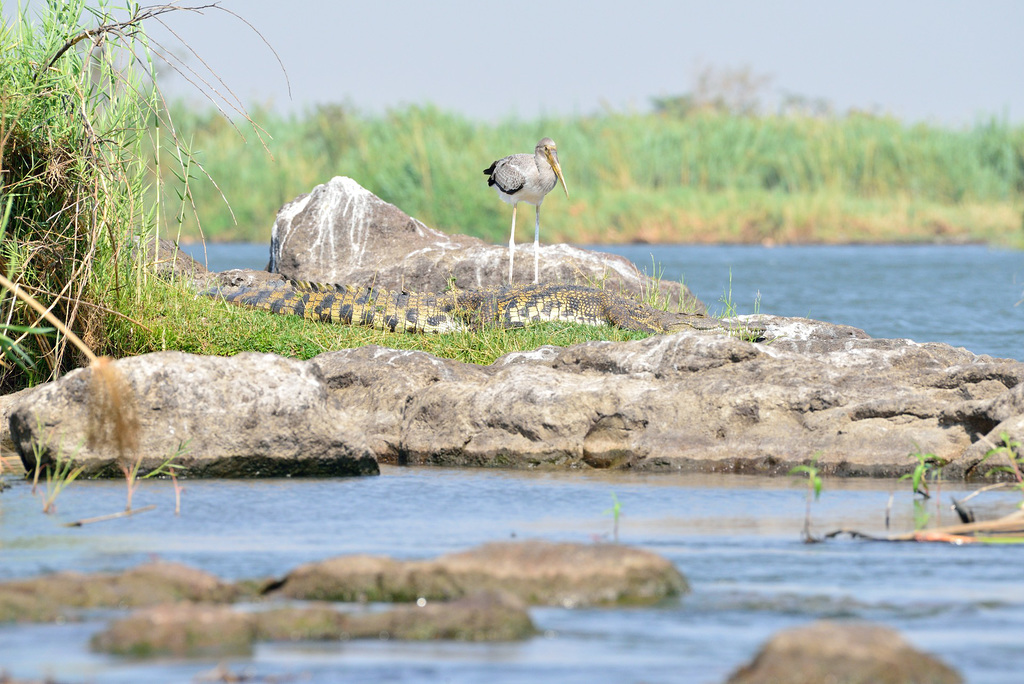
top-left (266, 540), bottom-right (689, 607)
top-left (91, 602), bottom-right (257, 657)
top-left (0, 561), bottom-right (237, 623)
top-left (3, 541), bottom-right (676, 637)
top-left (725, 620), bottom-right (963, 684)
top-left (91, 592), bottom-right (534, 657)
top-left (268, 176), bottom-right (703, 312)
top-left (344, 589), bottom-right (536, 643)
top-left (326, 590), bottom-right (535, 642)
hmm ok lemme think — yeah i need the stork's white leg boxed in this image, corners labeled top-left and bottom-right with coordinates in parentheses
top-left (534, 205), bottom-right (541, 284)
top-left (508, 203), bottom-right (518, 284)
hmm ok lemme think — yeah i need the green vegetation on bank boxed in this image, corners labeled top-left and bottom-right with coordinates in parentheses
top-left (0, 4), bottom-right (659, 393)
top-left (110, 279), bottom-right (651, 367)
top-left (161, 103), bottom-right (1024, 247)
top-left (0, 0), bottom-right (161, 391)
top-left (2, 3), bottom-right (1023, 399)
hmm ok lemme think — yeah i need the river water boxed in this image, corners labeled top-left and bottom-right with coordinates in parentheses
top-left (2, 243), bottom-right (1023, 682)
top-left (4, 470), bottom-right (1024, 683)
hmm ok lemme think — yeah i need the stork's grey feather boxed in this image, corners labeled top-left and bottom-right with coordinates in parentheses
top-left (483, 137), bottom-right (568, 284)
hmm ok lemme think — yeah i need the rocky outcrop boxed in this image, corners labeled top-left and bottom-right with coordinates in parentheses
top-left (7, 315), bottom-right (1024, 478)
top-left (265, 541), bottom-right (688, 607)
top-left (725, 620), bottom-right (962, 684)
top-left (2, 541), bottom-right (679, 625)
top-left (310, 318), bottom-right (1024, 478)
top-left (7, 178), bottom-right (1015, 480)
top-left (8, 351), bottom-right (379, 478)
top-left (268, 176), bottom-right (704, 313)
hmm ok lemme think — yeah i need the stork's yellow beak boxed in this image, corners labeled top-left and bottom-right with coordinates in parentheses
top-left (546, 148), bottom-right (569, 199)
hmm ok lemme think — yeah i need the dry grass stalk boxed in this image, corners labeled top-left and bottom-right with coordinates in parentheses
top-left (0, 273), bottom-right (141, 497)
top-left (86, 355), bottom-right (140, 461)
top-left (86, 356), bottom-right (145, 511)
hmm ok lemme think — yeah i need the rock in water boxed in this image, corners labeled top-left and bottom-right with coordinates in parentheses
top-left (265, 540), bottom-right (688, 607)
top-left (7, 320), bottom-right (1023, 477)
top-left (725, 620), bottom-right (963, 684)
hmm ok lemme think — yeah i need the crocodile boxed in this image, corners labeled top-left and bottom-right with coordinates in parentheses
top-left (205, 279), bottom-right (765, 338)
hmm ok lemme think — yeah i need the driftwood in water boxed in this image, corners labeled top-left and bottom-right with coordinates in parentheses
top-left (826, 509), bottom-right (1024, 544)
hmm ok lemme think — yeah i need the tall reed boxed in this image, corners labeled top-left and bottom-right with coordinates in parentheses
top-left (154, 104), bottom-right (1024, 247)
top-left (0, 2), bottom-right (268, 393)
top-left (0, 0), bottom-right (155, 391)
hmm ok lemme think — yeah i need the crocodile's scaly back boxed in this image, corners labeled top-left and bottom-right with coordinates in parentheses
top-left (210, 280), bottom-right (471, 334)
top-left (206, 279), bottom-right (765, 339)
top-left (462, 284), bottom-right (662, 332)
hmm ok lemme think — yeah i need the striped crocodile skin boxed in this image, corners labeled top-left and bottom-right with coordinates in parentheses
top-left (206, 279), bottom-right (763, 338)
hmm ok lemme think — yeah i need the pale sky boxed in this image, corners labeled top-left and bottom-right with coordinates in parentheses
top-left (6, 1), bottom-right (1024, 124)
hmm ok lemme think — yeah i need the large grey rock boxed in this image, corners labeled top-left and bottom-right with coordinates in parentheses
top-left (9, 351), bottom-right (378, 478)
top-left (311, 318), bottom-right (1024, 477)
top-left (308, 345), bottom-right (484, 459)
top-left (725, 620), bottom-right (962, 684)
top-left (0, 385), bottom-right (33, 476)
top-left (268, 176), bottom-right (704, 312)
top-left (7, 317), bottom-right (1023, 479)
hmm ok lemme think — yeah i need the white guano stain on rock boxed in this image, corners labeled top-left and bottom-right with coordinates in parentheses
top-left (497, 346), bottom-right (563, 366)
top-left (337, 177), bottom-right (373, 269)
top-left (304, 182), bottom-right (341, 278)
top-left (269, 176), bottom-right (697, 309)
top-left (268, 192), bottom-right (311, 273)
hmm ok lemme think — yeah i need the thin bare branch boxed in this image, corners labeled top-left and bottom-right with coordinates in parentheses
top-left (207, 4), bottom-right (291, 99)
top-left (37, 4), bottom-right (219, 81)
top-left (64, 504), bottom-right (156, 526)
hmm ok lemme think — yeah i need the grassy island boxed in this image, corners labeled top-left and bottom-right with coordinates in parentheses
top-left (2, 2), bottom-right (1022, 394)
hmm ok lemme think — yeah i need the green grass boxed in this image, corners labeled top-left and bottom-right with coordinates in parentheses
top-left (105, 277), bottom-right (651, 367)
top-left (156, 103), bottom-right (1024, 247)
top-left (0, 3), bottom-right (268, 392)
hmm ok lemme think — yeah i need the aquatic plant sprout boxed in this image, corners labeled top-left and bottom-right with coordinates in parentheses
top-left (789, 454), bottom-right (823, 543)
top-left (982, 432), bottom-right (1024, 503)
